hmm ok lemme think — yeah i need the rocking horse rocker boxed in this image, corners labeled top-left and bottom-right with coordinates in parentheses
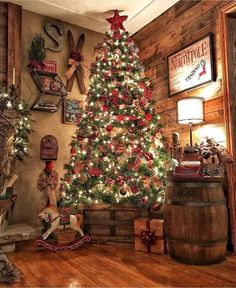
top-left (35, 206), bottom-right (91, 251)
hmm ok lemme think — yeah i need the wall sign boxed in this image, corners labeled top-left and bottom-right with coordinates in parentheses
top-left (63, 99), bottom-right (81, 124)
top-left (168, 33), bottom-right (214, 96)
top-left (44, 21), bottom-right (64, 52)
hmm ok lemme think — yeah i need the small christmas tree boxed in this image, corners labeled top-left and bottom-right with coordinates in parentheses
top-left (60, 10), bottom-right (168, 209)
top-left (28, 33), bottom-right (46, 63)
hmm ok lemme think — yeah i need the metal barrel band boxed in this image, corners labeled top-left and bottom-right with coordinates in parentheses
top-left (171, 255), bottom-right (226, 265)
top-left (166, 237), bottom-right (228, 245)
top-left (165, 199), bottom-right (226, 206)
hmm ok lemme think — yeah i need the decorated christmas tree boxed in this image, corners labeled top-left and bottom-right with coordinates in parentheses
top-left (60, 10), bottom-right (168, 209)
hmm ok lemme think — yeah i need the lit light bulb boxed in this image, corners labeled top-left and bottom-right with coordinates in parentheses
top-left (6, 101), bottom-right (12, 108)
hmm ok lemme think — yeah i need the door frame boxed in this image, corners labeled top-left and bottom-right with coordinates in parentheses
top-left (220, 2), bottom-right (236, 253)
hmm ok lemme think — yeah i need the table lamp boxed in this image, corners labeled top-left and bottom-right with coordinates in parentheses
top-left (177, 97), bottom-right (205, 148)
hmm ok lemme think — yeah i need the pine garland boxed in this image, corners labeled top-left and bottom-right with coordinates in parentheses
top-left (28, 33), bottom-right (46, 63)
top-left (0, 83), bottom-right (32, 160)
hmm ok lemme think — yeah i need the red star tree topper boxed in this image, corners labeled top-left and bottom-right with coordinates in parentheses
top-left (106, 10), bottom-right (128, 31)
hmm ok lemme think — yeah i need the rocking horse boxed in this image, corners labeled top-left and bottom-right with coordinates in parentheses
top-left (35, 206), bottom-right (91, 251)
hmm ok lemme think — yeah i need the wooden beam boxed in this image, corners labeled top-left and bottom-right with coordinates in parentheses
top-left (7, 2), bottom-right (22, 93)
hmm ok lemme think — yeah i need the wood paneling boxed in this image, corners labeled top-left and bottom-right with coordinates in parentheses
top-left (7, 2), bottom-right (22, 91)
top-left (7, 241), bottom-right (236, 287)
top-left (0, 3), bottom-right (8, 83)
top-left (219, 2), bottom-right (236, 256)
top-left (0, 2), bottom-right (21, 91)
top-left (175, 0), bottom-right (201, 18)
top-left (133, 0), bottom-right (230, 147)
top-left (133, 0), bottom-right (236, 251)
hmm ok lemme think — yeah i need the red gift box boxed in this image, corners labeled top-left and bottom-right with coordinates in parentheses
top-left (134, 218), bottom-right (165, 254)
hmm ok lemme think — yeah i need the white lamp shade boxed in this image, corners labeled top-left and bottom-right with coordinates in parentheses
top-left (177, 97), bottom-right (204, 125)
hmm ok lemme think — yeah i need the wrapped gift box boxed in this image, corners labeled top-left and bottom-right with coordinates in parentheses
top-left (54, 228), bottom-right (77, 244)
top-left (134, 218), bottom-right (165, 253)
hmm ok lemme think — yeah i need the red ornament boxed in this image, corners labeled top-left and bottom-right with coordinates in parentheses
top-left (86, 111), bottom-right (95, 119)
top-left (128, 127), bottom-right (135, 133)
top-left (110, 97), bottom-right (119, 107)
top-left (106, 125), bottom-right (113, 132)
top-left (106, 177), bottom-right (114, 185)
top-left (128, 115), bottom-right (137, 121)
top-left (70, 147), bottom-right (77, 156)
top-left (138, 120), bottom-right (146, 126)
top-left (145, 114), bottom-right (152, 121)
top-left (104, 70), bottom-right (112, 79)
top-left (152, 203), bottom-right (162, 211)
top-left (116, 115), bottom-right (125, 122)
top-left (132, 146), bottom-right (142, 154)
top-left (89, 167), bottom-right (102, 177)
top-left (144, 152), bottom-right (153, 161)
top-left (90, 131), bottom-right (99, 140)
top-left (131, 185), bottom-right (138, 194)
top-left (141, 196), bottom-right (148, 204)
top-left (59, 183), bottom-right (65, 191)
top-left (135, 158), bottom-right (142, 171)
top-left (76, 114), bottom-right (82, 124)
top-left (100, 96), bottom-right (107, 102)
top-left (111, 89), bottom-right (119, 96)
top-left (106, 10), bottom-right (128, 31)
top-left (101, 105), bottom-right (108, 111)
top-left (116, 175), bottom-right (126, 185)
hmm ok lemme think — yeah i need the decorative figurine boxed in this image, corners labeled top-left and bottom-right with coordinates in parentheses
top-left (35, 206), bottom-right (91, 251)
top-left (40, 135), bottom-right (59, 160)
top-left (170, 132), bottom-right (182, 163)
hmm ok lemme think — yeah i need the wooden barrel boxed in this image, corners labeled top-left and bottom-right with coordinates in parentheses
top-left (164, 177), bottom-right (228, 265)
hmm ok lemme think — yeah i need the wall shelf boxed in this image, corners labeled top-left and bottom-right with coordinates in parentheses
top-left (31, 69), bottom-right (68, 112)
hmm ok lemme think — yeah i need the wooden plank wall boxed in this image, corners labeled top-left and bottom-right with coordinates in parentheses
top-left (132, 0), bottom-right (231, 148)
top-left (0, 3), bottom-right (8, 84)
top-left (7, 3), bottom-right (22, 91)
top-left (0, 2), bottom-right (22, 91)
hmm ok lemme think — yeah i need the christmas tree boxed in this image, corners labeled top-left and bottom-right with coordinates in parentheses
top-left (60, 10), bottom-right (168, 209)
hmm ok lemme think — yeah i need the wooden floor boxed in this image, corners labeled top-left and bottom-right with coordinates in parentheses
top-left (4, 241), bottom-right (236, 287)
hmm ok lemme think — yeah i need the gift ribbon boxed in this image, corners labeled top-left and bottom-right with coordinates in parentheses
top-left (140, 219), bottom-right (154, 252)
top-left (140, 230), bottom-right (155, 252)
top-left (65, 58), bottom-right (81, 80)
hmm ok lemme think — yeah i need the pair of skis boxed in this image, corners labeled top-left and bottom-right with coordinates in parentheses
top-left (66, 30), bottom-right (86, 94)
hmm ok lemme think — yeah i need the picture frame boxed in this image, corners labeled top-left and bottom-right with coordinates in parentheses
top-left (168, 33), bottom-right (214, 96)
top-left (63, 99), bottom-right (81, 124)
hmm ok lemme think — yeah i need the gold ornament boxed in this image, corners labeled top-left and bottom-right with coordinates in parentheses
top-left (120, 187), bottom-right (127, 196)
top-left (117, 138), bottom-right (125, 147)
top-left (103, 186), bottom-right (113, 195)
top-left (78, 173), bottom-right (88, 184)
top-left (60, 191), bottom-right (66, 199)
